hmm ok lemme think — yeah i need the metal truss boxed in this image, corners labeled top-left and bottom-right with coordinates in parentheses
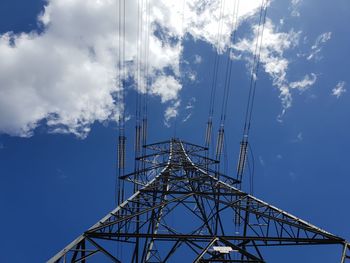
top-left (49, 139), bottom-right (349, 263)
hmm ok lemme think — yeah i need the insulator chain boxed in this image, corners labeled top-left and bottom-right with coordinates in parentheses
top-left (215, 126), bottom-right (224, 159)
top-left (135, 124), bottom-right (142, 156)
top-left (118, 135), bottom-right (126, 169)
top-left (237, 140), bottom-right (248, 181)
top-left (205, 120), bottom-right (213, 149)
top-left (142, 118), bottom-right (148, 147)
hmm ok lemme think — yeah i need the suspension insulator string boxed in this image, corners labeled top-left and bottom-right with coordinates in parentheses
top-left (205, 118), bottom-right (213, 150)
top-left (117, 134), bottom-right (126, 204)
top-left (236, 0), bottom-right (268, 187)
top-left (204, 0), bottom-right (225, 156)
top-left (215, 125), bottom-right (225, 161)
top-left (212, 0), bottom-right (240, 177)
top-left (116, 0), bottom-right (127, 206)
top-left (236, 138), bottom-right (248, 182)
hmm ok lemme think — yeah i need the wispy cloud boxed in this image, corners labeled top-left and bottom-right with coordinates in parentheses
top-left (185, 97), bottom-right (196, 110)
top-left (289, 73), bottom-right (317, 91)
top-left (193, 54), bottom-right (202, 64)
top-left (332, 81), bottom-right (346, 98)
top-left (307, 32), bottom-right (332, 61)
top-left (289, 171), bottom-right (298, 181)
top-left (182, 97), bottom-right (196, 122)
top-left (290, 0), bottom-right (302, 17)
top-left (259, 156), bottom-right (265, 167)
top-left (164, 100), bottom-right (181, 127)
top-left (232, 19), bottom-right (319, 113)
top-left (187, 71), bottom-right (197, 82)
top-left (182, 113), bottom-right (192, 123)
top-left (292, 132), bottom-right (303, 143)
top-left (56, 168), bottom-right (68, 180)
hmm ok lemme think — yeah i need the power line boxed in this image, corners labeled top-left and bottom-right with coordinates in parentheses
top-left (214, 0), bottom-right (240, 165)
top-left (117, 0), bottom-right (127, 206)
top-left (205, 0), bottom-right (226, 152)
top-left (236, 0), bottom-right (268, 185)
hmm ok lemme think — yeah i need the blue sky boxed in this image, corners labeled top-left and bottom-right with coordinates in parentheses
top-left (0, 0), bottom-right (349, 262)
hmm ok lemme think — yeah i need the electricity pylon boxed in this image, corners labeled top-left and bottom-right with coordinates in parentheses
top-left (49, 139), bottom-right (350, 262)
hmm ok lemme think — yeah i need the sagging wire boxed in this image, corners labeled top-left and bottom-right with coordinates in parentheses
top-left (116, 0), bottom-right (127, 259)
top-left (204, 0), bottom-right (225, 154)
top-left (133, 1), bottom-right (151, 260)
top-left (234, 0), bottom-right (268, 228)
top-left (211, 0), bottom-right (240, 237)
top-left (236, 0), bottom-right (268, 187)
top-left (134, 0), bottom-right (152, 194)
top-left (117, 0), bottom-right (127, 207)
top-left (214, 0), bottom-right (240, 165)
top-left (142, 0), bottom-right (151, 155)
top-left (134, 0), bottom-right (143, 162)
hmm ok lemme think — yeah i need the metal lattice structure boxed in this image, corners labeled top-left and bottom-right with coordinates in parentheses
top-left (49, 139), bottom-right (350, 262)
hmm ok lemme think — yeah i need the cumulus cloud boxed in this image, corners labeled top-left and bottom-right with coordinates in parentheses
top-left (332, 81), bottom-right (346, 98)
top-left (2, 0), bottom-right (323, 136)
top-left (150, 76), bottom-right (182, 103)
top-left (0, 0), bottom-right (265, 137)
top-left (307, 32), bottom-right (332, 61)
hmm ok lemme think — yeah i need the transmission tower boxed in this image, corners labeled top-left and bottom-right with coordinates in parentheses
top-left (49, 138), bottom-right (349, 262)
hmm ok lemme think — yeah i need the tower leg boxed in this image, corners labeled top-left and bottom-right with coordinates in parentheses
top-left (341, 243), bottom-right (350, 263)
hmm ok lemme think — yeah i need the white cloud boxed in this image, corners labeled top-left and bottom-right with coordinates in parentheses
top-left (233, 19), bottom-right (307, 111)
top-left (307, 32), bottom-right (332, 61)
top-left (164, 100), bottom-right (180, 127)
top-left (289, 73), bottom-right (317, 91)
top-left (150, 76), bottom-right (182, 103)
top-left (193, 54), bottom-right (202, 64)
top-left (332, 81), bottom-right (346, 98)
top-left (182, 113), bottom-right (192, 123)
top-left (296, 132), bottom-right (303, 142)
top-left (289, 171), bottom-right (298, 181)
top-left (187, 71), bottom-right (197, 82)
top-left (291, 132), bottom-right (303, 143)
top-left (290, 0), bottom-right (302, 17)
top-left (0, 0), bottom-right (329, 137)
top-left (259, 156), bottom-right (265, 167)
top-left (182, 97), bottom-right (196, 122)
top-left (185, 97), bottom-right (196, 110)
top-left (0, 0), bottom-right (266, 137)
top-left (183, 1), bottom-right (264, 53)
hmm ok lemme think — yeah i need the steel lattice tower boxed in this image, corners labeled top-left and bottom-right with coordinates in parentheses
top-left (49, 139), bottom-right (350, 262)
